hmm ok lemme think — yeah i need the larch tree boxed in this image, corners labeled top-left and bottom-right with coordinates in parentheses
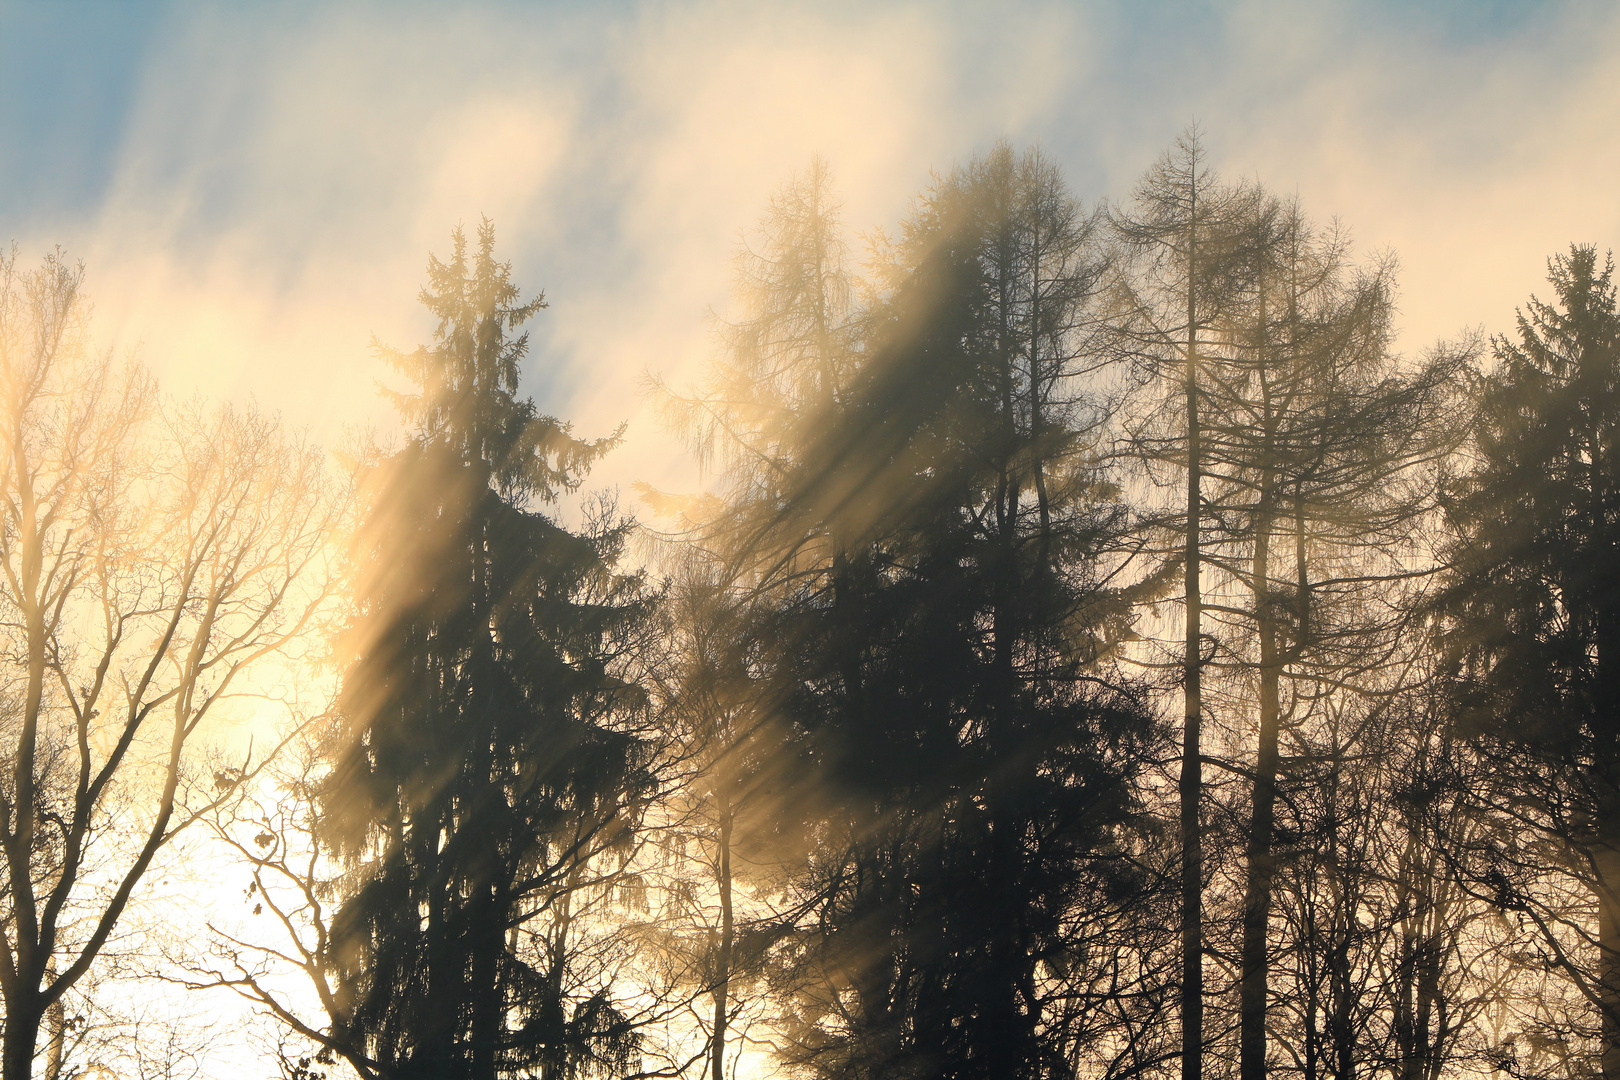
top-left (1110, 127), bottom-right (1269, 1080)
top-left (1114, 135), bottom-right (1465, 1080)
top-left (1198, 202), bottom-right (1460, 1080)
top-left (649, 156), bottom-right (862, 1080)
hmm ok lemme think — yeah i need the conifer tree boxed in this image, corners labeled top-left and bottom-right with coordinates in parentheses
top-left (1439, 245), bottom-right (1620, 1080)
top-left (1115, 138), bottom-right (1464, 1080)
top-left (1201, 203), bottom-right (1460, 1080)
top-left (1111, 129), bottom-right (1268, 1080)
top-left (650, 157), bottom-right (862, 1080)
top-left (322, 222), bottom-right (652, 1080)
top-left (747, 145), bottom-right (1158, 1080)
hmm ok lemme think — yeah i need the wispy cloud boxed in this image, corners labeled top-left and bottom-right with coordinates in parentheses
top-left (4, 0), bottom-right (1616, 502)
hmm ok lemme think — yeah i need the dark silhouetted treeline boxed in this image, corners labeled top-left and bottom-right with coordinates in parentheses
top-left (3, 132), bottom-right (1618, 1080)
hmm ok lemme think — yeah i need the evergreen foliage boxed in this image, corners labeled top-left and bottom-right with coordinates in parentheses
top-left (66, 140), bottom-right (1620, 1080)
top-left (1439, 245), bottom-right (1620, 1080)
top-left (321, 223), bottom-right (653, 1080)
top-left (734, 148), bottom-right (1162, 1080)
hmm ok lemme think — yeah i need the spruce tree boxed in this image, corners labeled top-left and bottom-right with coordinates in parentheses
top-left (322, 222), bottom-right (652, 1080)
top-left (755, 146), bottom-right (1159, 1080)
top-left (1439, 245), bottom-right (1620, 1080)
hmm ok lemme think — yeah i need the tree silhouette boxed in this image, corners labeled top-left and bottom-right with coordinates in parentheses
top-left (321, 222), bottom-right (653, 1080)
top-left (1439, 245), bottom-right (1620, 1080)
top-left (1111, 128), bottom-right (1269, 1080)
top-left (1200, 201), bottom-right (1461, 1080)
top-left (745, 145), bottom-right (1160, 1080)
top-left (0, 248), bottom-right (336, 1080)
top-left (649, 158), bottom-right (863, 1080)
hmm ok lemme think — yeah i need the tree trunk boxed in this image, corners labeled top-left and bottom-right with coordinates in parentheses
top-left (469, 878), bottom-right (503, 1080)
top-left (40, 959), bottom-right (63, 1080)
top-left (44, 994), bottom-right (63, 1080)
top-left (1240, 481), bottom-right (1281, 1080)
top-left (2, 993), bottom-right (42, 1080)
top-left (1303, 955), bottom-right (1319, 1080)
top-left (1181, 276), bottom-right (1204, 1080)
top-left (711, 764), bottom-right (734, 1080)
top-left (421, 815), bottom-right (455, 1080)
top-left (1330, 935), bottom-right (1354, 1080)
top-left (1598, 839), bottom-right (1620, 1080)
top-left (1414, 928), bottom-right (1441, 1080)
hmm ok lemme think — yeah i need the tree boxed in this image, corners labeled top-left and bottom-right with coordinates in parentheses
top-left (631, 556), bottom-right (801, 1080)
top-left (1438, 245), bottom-right (1620, 1080)
top-left (0, 247), bottom-right (336, 1080)
top-left (738, 145), bottom-right (1158, 1080)
top-left (1202, 203), bottom-right (1461, 1080)
top-left (652, 150), bottom-right (1166, 1080)
top-left (1111, 127), bottom-right (1269, 1080)
top-left (649, 156), bottom-right (862, 1080)
top-left (1116, 134), bottom-right (1467, 1080)
top-left (317, 222), bottom-right (655, 1080)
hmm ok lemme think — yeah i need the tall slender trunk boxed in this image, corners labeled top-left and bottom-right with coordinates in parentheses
top-left (1325, 757), bottom-right (1355, 1080)
top-left (1598, 839), bottom-right (1620, 1080)
top-left (1393, 819), bottom-right (1423, 1080)
top-left (711, 762), bottom-right (735, 1080)
top-left (3, 462), bottom-right (47, 1080)
top-left (1303, 930), bottom-right (1320, 1080)
top-left (26, 959), bottom-right (64, 1080)
top-left (1391, 738), bottom-right (1447, 1080)
top-left (420, 811), bottom-right (454, 1080)
top-left (1599, 585), bottom-right (1620, 1080)
top-left (1586, 361), bottom-right (1620, 1080)
top-left (1181, 240), bottom-right (1204, 1080)
top-left (539, 878), bottom-right (578, 1080)
top-left (1240, 473), bottom-right (1281, 1080)
top-left (983, 238), bottom-right (1026, 1078)
top-left (468, 875), bottom-right (504, 1080)
top-left (468, 641), bottom-right (502, 1080)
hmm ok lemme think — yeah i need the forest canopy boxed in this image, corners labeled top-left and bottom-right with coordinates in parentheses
top-left (0, 132), bottom-right (1616, 1080)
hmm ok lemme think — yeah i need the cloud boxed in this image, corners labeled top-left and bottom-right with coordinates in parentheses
top-left (1197, 0), bottom-right (1620, 352)
top-left (5, 6), bottom-right (1617, 1074)
top-left (8, 0), bottom-right (1617, 511)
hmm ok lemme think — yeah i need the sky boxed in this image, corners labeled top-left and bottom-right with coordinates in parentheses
top-left (1, 0), bottom-right (1617, 505)
top-left (0, 3), bottom-right (1616, 1073)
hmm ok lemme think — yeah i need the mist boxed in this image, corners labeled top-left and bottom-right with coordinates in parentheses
top-left (0, 2), bottom-right (1618, 1079)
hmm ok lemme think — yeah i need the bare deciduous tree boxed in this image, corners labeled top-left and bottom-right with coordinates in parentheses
top-left (0, 248), bottom-right (337, 1080)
